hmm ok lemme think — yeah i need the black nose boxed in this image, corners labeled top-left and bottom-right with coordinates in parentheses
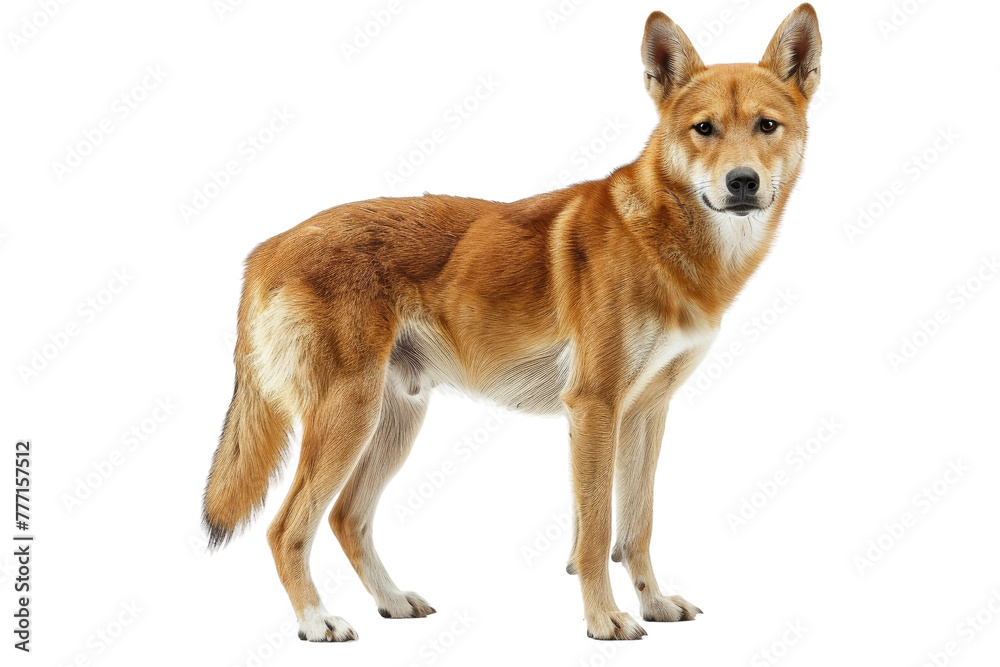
top-left (726, 168), bottom-right (760, 196)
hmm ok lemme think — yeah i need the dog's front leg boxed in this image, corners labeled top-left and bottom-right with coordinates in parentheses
top-left (565, 391), bottom-right (647, 640)
top-left (613, 401), bottom-right (702, 622)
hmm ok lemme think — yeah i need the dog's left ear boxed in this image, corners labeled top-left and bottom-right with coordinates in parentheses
top-left (760, 3), bottom-right (822, 100)
top-left (641, 11), bottom-right (705, 103)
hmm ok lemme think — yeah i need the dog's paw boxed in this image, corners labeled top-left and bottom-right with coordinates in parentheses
top-left (640, 594), bottom-right (702, 622)
top-left (377, 591), bottom-right (436, 619)
top-left (297, 608), bottom-right (358, 642)
top-left (586, 611), bottom-right (647, 640)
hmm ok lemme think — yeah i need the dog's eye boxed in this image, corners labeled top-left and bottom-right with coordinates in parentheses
top-left (693, 121), bottom-right (714, 136)
top-left (760, 119), bottom-right (778, 133)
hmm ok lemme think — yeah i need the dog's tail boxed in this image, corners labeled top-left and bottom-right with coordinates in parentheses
top-left (202, 279), bottom-right (293, 551)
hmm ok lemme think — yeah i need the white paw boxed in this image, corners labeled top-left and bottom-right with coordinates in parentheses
top-left (377, 590), bottom-right (436, 619)
top-left (297, 606), bottom-right (358, 642)
top-left (640, 594), bottom-right (702, 622)
top-left (586, 610), bottom-right (647, 640)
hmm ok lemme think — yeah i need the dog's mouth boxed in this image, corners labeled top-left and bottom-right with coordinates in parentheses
top-left (701, 193), bottom-right (769, 217)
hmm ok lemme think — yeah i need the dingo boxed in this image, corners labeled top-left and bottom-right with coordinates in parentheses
top-left (203, 5), bottom-right (821, 641)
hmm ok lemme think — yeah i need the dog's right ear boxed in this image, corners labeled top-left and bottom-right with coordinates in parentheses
top-left (641, 11), bottom-right (705, 103)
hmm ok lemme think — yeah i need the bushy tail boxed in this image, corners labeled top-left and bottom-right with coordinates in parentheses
top-left (202, 347), bottom-right (291, 550)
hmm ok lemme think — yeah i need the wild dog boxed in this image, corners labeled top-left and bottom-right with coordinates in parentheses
top-left (203, 5), bottom-right (821, 641)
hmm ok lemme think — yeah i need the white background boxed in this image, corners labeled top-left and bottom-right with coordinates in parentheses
top-left (2, 0), bottom-right (999, 665)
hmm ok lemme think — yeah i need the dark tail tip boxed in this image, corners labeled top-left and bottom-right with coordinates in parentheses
top-left (202, 510), bottom-right (235, 553)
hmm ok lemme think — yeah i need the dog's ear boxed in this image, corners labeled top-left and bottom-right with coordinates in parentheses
top-left (760, 3), bottom-right (822, 100)
top-left (641, 11), bottom-right (704, 103)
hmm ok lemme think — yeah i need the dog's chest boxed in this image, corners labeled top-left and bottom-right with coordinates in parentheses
top-left (622, 325), bottom-right (717, 408)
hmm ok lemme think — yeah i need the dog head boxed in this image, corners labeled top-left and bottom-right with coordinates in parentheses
top-left (641, 4), bottom-right (821, 219)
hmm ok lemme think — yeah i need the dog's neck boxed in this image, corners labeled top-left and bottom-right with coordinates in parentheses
top-left (607, 140), bottom-right (789, 319)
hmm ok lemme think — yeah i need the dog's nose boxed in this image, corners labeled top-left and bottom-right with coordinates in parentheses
top-left (726, 168), bottom-right (759, 196)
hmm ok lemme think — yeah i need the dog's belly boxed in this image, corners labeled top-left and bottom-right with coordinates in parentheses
top-left (389, 323), bottom-right (571, 415)
top-left (472, 340), bottom-right (572, 415)
top-left (389, 320), bottom-right (717, 416)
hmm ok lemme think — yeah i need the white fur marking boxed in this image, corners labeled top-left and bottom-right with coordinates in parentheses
top-left (249, 289), bottom-right (311, 415)
top-left (298, 604), bottom-right (356, 642)
top-left (623, 327), bottom-right (717, 410)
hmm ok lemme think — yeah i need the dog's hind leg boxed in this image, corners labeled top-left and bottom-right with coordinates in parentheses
top-left (266, 365), bottom-right (386, 642)
top-left (330, 370), bottom-right (434, 619)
